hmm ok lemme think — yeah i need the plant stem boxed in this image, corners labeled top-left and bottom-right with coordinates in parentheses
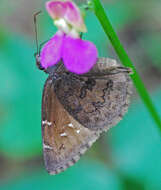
top-left (92, 0), bottom-right (161, 133)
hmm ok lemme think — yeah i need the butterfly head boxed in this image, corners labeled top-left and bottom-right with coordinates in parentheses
top-left (34, 52), bottom-right (44, 71)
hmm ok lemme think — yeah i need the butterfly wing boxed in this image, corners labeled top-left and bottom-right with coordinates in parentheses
top-left (42, 76), bottom-right (100, 175)
top-left (54, 57), bottom-right (132, 131)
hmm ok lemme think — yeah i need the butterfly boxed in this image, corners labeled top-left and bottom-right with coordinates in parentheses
top-left (34, 12), bottom-right (132, 175)
top-left (36, 56), bottom-right (132, 175)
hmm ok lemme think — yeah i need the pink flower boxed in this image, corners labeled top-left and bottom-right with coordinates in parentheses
top-left (40, 0), bottom-right (98, 74)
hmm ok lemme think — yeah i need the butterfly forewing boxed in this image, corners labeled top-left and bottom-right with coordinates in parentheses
top-left (42, 77), bottom-right (100, 175)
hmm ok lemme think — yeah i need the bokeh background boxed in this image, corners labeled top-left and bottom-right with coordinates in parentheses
top-left (0, 0), bottom-right (161, 189)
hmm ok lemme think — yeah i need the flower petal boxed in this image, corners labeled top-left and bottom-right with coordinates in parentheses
top-left (62, 35), bottom-right (98, 74)
top-left (65, 1), bottom-right (87, 32)
top-left (46, 1), bottom-right (66, 19)
top-left (40, 31), bottom-right (64, 69)
top-left (46, 0), bottom-right (86, 33)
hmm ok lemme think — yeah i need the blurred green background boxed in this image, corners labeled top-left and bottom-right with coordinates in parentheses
top-left (0, 0), bottom-right (161, 189)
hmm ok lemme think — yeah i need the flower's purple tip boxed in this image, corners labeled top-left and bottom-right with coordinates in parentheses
top-left (46, 1), bottom-right (66, 19)
top-left (65, 1), bottom-right (86, 32)
top-left (62, 35), bottom-right (98, 74)
top-left (46, 0), bottom-right (86, 32)
top-left (40, 31), bottom-right (64, 69)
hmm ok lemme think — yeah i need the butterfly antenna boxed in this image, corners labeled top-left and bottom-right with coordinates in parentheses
top-left (34, 11), bottom-right (42, 56)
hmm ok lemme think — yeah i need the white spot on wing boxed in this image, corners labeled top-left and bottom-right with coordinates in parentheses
top-left (76, 130), bottom-right (80, 134)
top-left (67, 123), bottom-right (74, 128)
top-left (42, 120), bottom-right (47, 125)
top-left (43, 144), bottom-right (53, 150)
top-left (42, 120), bottom-right (52, 127)
top-left (47, 121), bottom-right (52, 126)
top-left (60, 132), bottom-right (67, 137)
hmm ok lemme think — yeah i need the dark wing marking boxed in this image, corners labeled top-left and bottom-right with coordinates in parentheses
top-left (42, 77), bottom-right (100, 175)
top-left (54, 57), bottom-right (132, 131)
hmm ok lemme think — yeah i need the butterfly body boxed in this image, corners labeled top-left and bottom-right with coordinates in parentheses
top-left (40, 57), bottom-right (132, 174)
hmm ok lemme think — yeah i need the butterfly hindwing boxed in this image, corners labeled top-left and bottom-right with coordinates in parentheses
top-left (42, 77), bottom-right (100, 175)
top-left (54, 58), bottom-right (132, 131)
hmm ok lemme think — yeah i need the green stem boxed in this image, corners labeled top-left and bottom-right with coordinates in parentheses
top-left (92, 0), bottom-right (161, 133)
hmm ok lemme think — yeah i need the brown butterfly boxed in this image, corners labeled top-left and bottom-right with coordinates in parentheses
top-left (37, 57), bottom-right (132, 175)
top-left (34, 12), bottom-right (132, 175)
